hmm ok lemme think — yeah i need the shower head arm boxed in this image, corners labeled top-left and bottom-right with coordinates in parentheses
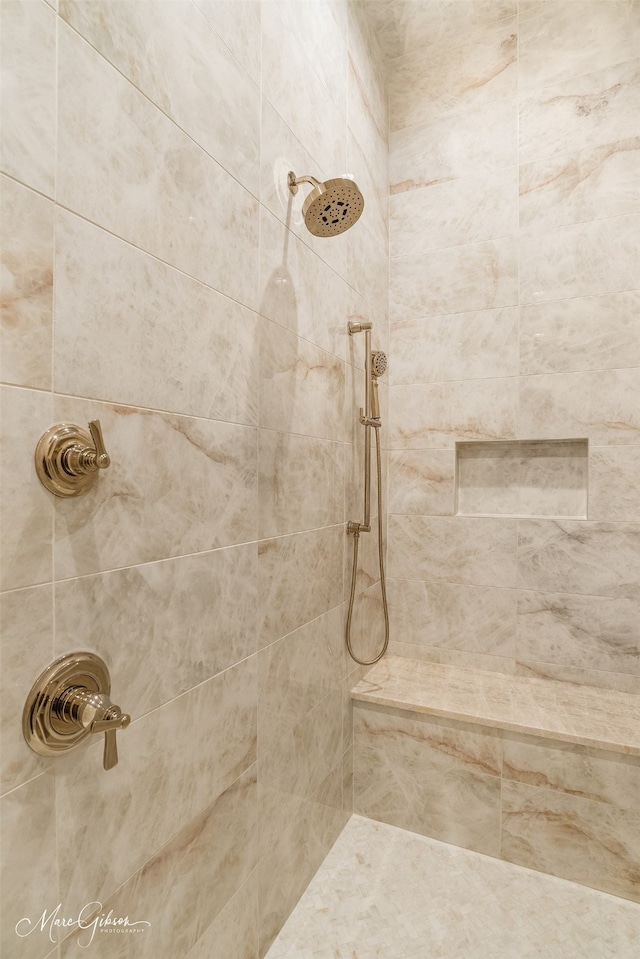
top-left (287, 171), bottom-right (323, 196)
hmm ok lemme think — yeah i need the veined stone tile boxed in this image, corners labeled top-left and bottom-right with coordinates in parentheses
top-left (59, 0), bottom-right (261, 194)
top-left (519, 1), bottom-right (640, 95)
top-left (390, 167), bottom-right (518, 258)
top-left (347, 216), bottom-right (389, 320)
top-left (520, 213), bottom-right (640, 304)
top-left (517, 520), bottom-right (640, 597)
top-left (519, 369), bottom-right (640, 445)
top-left (0, 177), bottom-right (53, 390)
top-left (516, 659), bottom-right (640, 696)
top-left (390, 308), bottom-right (518, 385)
top-left (388, 579), bottom-right (517, 658)
top-left (53, 398), bottom-right (257, 579)
top-left (348, 127), bottom-right (388, 246)
top-left (389, 17), bottom-right (517, 133)
top-left (389, 378), bottom-right (518, 449)
top-left (57, 23), bottom-right (259, 310)
top-left (388, 450), bottom-right (456, 516)
top-left (388, 515), bottom-right (517, 588)
top-left (55, 210), bottom-right (259, 425)
top-left (347, 50), bottom-right (388, 176)
top-left (55, 544), bottom-right (258, 718)
top-left (589, 446), bottom-right (640, 522)
top-left (0, 585), bottom-right (54, 795)
top-left (390, 236), bottom-right (518, 321)
top-left (258, 526), bottom-right (344, 647)
top-left (185, 871), bottom-right (258, 959)
top-left (517, 589), bottom-right (640, 677)
top-left (519, 59), bottom-right (640, 165)
top-left (390, 97), bottom-right (518, 194)
top-left (501, 780), bottom-right (640, 901)
top-left (0, 386), bottom-right (54, 591)
top-left (354, 704), bottom-right (502, 856)
top-left (0, 0), bottom-right (56, 196)
top-left (348, 0), bottom-right (387, 135)
top-left (519, 291), bottom-right (640, 374)
top-left (194, 0), bottom-right (261, 82)
top-left (520, 138), bottom-right (640, 230)
top-left (387, 640), bottom-right (516, 676)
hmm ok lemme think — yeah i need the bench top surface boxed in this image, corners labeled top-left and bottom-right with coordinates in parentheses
top-left (351, 656), bottom-right (640, 757)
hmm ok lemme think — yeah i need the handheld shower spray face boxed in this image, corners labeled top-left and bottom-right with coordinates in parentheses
top-left (370, 351), bottom-right (387, 422)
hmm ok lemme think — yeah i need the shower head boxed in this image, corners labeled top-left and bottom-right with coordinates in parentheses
top-left (288, 171), bottom-right (365, 237)
top-left (371, 351), bottom-right (387, 378)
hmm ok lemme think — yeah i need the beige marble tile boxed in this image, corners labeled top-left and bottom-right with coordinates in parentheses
top-left (503, 732), bottom-right (640, 810)
top-left (0, 177), bottom-right (53, 390)
top-left (390, 97), bottom-right (518, 194)
top-left (0, 0), bottom-right (56, 196)
top-left (590, 446), bottom-right (640, 521)
top-left (0, 585), bottom-right (54, 795)
top-left (388, 515), bottom-right (517, 588)
top-left (388, 579), bottom-right (517, 658)
top-left (519, 291), bottom-right (640, 374)
top-left (389, 17), bottom-right (517, 133)
top-left (55, 544), bottom-right (257, 718)
top-left (456, 439), bottom-right (588, 518)
top-left (348, 0), bottom-right (387, 131)
top-left (259, 318), bottom-right (347, 443)
top-left (60, 767), bottom-right (258, 958)
top-left (519, 369), bottom-right (640, 445)
top-left (501, 780), bottom-right (640, 901)
top-left (56, 655), bottom-right (257, 919)
top-left (347, 126), bottom-right (388, 248)
top-left (1, 772), bottom-right (58, 959)
top-left (391, 167), bottom-right (518, 258)
top-left (344, 581), bottom-right (388, 668)
top-left (390, 236), bottom-right (518, 321)
top-left (259, 97), bottom-right (350, 283)
top-left (388, 641), bottom-right (516, 676)
top-left (259, 208), bottom-right (348, 361)
top-left (354, 703), bottom-right (502, 856)
top-left (261, 2), bottom-right (346, 178)
top-left (55, 210), bottom-right (259, 425)
top-left (519, 59), bottom-right (640, 165)
top-left (0, 386), bottom-right (54, 591)
top-left (186, 871), bottom-right (258, 959)
top-left (388, 450), bottom-right (455, 516)
top-left (56, 23), bottom-right (259, 310)
top-left (342, 745), bottom-right (353, 817)
top-left (258, 605), bottom-right (345, 754)
top-left (517, 589), bottom-right (640, 677)
top-left (389, 378), bottom-right (518, 449)
top-left (347, 217), bottom-right (389, 319)
top-left (520, 138), bottom-right (640, 231)
top-left (347, 50), bottom-right (388, 175)
top-left (519, 1), bottom-right (640, 95)
top-left (53, 398), bottom-right (257, 579)
top-left (258, 760), bottom-right (345, 956)
top-left (516, 659), bottom-right (640, 696)
top-left (390, 308), bottom-right (518, 385)
top-left (259, 689), bottom-right (343, 860)
top-left (518, 520), bottom-right (640, 599)
top-left (258, 527), bottom-right (344, 647)
top-left (60, 0), bottom-right (260, 194)
top-left (521, 213), bottom-right (640, 304)
top-left (194, 0), bottom-right (261, 82)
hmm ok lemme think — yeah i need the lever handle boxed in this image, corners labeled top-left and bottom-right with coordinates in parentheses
top-left (88, 420), bottom-right (111, 470)
top-left (90, 709), bottom-right (131, 771)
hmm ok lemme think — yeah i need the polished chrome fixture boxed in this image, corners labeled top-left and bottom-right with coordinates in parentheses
top-left (23, 652), bottom-right (130, 771)
top-left (35, 419), bottom-right (110, 496)
top-left (288, 171), bottom-right (364, 236)
top-left (346, 320), bottom-right (389, 665)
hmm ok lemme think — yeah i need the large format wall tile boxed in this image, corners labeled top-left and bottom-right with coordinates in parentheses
top-left (388, 450), bottom-right (456, 516)
top-left (59, 0), bottom-right (260, 194)
top-left (194, 0), bottom-right (261, 83)
top-left (590, 446), bottom-right (640, 521)
top-left (55, 544), bottom-right (258, 718)
top-left (53, 398), bottom-right (257, 579)
top-left (0, 0), bottom-right (56, 196)
top-left (57, 23), bottom-right (260, 310)
top-left (0, 177), bottom-right (53, 390)
top-left (55, 210), bottom-right (259, 424)
top-left (185, 871), bottom-right (258, 959)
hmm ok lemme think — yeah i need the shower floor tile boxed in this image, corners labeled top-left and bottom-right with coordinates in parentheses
top-left (265, 815), bottom-right (640, 959)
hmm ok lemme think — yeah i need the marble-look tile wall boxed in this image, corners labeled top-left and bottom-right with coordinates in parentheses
top-left (386, 0), bottom-right (640, 692)
top-left (0, 2), bottom-right (388, 957)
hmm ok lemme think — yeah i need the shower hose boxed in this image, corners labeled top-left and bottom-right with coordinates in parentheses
top-left (346, 425), bottom-right (390, 666)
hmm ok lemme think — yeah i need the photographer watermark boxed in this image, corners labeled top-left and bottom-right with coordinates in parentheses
top-left (16, 902), bottom-right (151, 948)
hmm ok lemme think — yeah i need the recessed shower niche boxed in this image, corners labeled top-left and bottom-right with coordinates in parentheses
top-left (455, 439), bottom-right (588, 518)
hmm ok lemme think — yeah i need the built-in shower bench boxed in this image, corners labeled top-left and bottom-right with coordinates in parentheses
top-left (351, 656), bottom-right (640, 902)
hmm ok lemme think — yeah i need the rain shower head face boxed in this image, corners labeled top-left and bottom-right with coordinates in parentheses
top-left (301, 177), bottom-right (365, 237)
top-left (371, 350), bottom-right (387, 378)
